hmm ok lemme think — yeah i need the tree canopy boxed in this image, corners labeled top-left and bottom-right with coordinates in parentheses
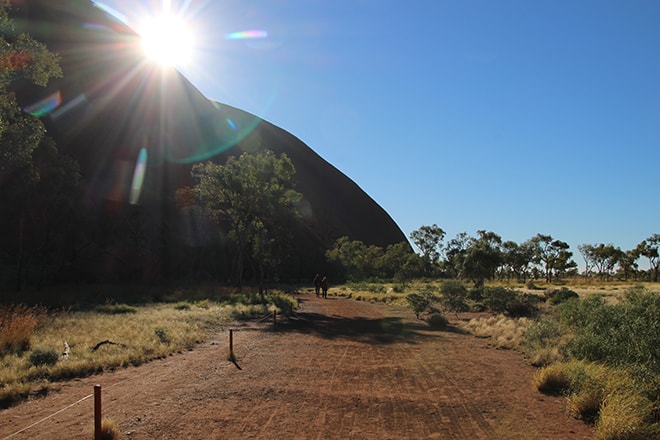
top-left (188, 151), bottom-right (301, 291)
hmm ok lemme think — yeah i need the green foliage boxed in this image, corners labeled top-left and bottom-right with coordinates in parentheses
top-left (439, 279), bottom-right (469, 313)
top-left (545, 287), bottom-right (579, 304)
top-left (409, 224), bottom-right (445, 276)
top-left (392, 283), bottom-right (407, 293)
top-left (174, 301), bottom-right (192, 310)
top-left (526, 280), bottom-right (541, 290)
top-left (326, 237), bottom-right (419, 282)
top-left (406, 293), bottom-right (434, 319)
top-left (559, 287), bottom-right (660, 373)
top-left (481, 286), bottom-right (539, 317)
top-left (427, 313), bottom-right (449, 329)
top-left (29, 347), bottom-right (59, 366)
top-left (189, 151), bottom-right (301, 290)
top-left (154, 328), bottom-right (170, 344)
top-left (267, 290), bottom-right (297, 316)
top-left (1, 4), bottom-right (82, 292)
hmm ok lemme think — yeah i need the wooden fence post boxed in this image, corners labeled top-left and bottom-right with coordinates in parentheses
top-left (94, 384), bottom-right (102, 440)
top-left (229, 329), bottom-right (235, 361)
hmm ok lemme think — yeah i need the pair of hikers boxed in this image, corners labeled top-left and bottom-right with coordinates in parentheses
top-left (313, 274), bottom-right (329, 298)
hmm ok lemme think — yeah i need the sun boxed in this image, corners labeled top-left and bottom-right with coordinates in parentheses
top-left (140, 13), bottom-right (193, 67)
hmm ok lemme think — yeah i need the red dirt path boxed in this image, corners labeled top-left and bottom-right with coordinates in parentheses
top-left (0, 292), bottom-right (594, 439)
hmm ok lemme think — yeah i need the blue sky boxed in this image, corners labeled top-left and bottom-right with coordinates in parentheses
top-left (99, 0), bottom-right (659, 265)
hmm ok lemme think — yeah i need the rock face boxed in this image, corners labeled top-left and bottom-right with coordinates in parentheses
top-left (9, 0), bottom-right (408, 281)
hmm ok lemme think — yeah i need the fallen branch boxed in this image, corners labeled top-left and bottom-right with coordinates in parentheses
top-left (91, 340), bottom-right (127, 351)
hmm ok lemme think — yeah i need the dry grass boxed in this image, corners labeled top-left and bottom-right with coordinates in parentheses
top-left (0, 305), bottom-right (44, 354)
top-left (533, 360), bottom-right (659, 439)
top-left (532, 362), bottom-right (573, 395)
top-left (334, 286), bottom-right (408, 306)
top-left (460, 314), bottom-right (531, 349)
top-left (596, 392), bottom-right (658, 440)
top-left (97, 417), bottom-right (120, 440)
top-left (0, 300), bottom-right (254, 407)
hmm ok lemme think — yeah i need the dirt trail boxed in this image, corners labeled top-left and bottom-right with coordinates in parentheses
top-left (0, 292), bottom-right (593, 439)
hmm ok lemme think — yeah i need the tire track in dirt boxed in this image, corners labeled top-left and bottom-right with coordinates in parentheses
top-left (0, 292), bottom-right (593, 439)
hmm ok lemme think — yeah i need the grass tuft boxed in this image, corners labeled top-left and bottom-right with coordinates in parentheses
top-left (0, 305), bottom-right (43, 354)
top-left (98, 417), bottom-right (120, 440)
top-left (461, 315), bottom-right (530, 349)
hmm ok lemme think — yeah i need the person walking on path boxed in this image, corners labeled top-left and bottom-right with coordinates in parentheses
top-left (313, 274), bottom-right (322, 297)
top-left (321, 276), bottom-right (329, 298)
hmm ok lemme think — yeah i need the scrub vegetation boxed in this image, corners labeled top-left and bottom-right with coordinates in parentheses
top-left (0, 287), bottom-right (296, 407)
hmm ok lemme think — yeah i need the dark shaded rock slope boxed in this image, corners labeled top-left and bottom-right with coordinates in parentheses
top-left (7, 0), bottom-right (408, 282)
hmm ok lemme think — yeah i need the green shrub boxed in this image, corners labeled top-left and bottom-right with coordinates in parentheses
top-left (482, 287), bottom-right (538, 317)
top-left (174, 301), bottom-right (192, 310)
top-left (559, 287), bottom-right (660, 374)
top-left (468, 286), bottom-right (484, 302)
top-left (154, 328), bottom-right (170, 344)
top-left (29, 347), bottom-right (59, 367)
top-left (267, 291), bottom-right (297, 316)
top-left (526, 280), bottom-right (541, 290)
top-left (406, 293), bottom-right (432, 319)
top-left (545, 287), bottom-right (579, 304)
top-left (440, 280), bottom-right (469, 313)
top-left (392, 283), bottom-right (407, 293)
top-left (427, 313), bottom-right (449, 329)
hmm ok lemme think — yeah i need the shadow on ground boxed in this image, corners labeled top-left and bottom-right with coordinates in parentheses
top-left (275, 301), bottom-right (454, 345)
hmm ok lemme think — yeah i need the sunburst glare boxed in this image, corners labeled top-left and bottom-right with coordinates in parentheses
top-left (140, 12), bottom-right (193, 67)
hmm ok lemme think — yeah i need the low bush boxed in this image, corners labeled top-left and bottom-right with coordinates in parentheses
top-left (440, 280), bottom-right (469, 314)
top-left (406, 293), bottom-right (432, 319)
top-left (481, 287), bottom-right (539, 317)
top-left (427, 313), bottom-right (449, 329)
top-left (559, 287), bottom-right (660, 373)
top-left (523, 316), bottom-right (567, 366)
top-left (545, 287), bottom-right (579, 304)
top-left (29, 348), bottom-right (59, 367)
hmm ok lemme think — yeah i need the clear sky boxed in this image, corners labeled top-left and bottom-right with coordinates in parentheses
top-left (98, 0), bottom-right (659, 265)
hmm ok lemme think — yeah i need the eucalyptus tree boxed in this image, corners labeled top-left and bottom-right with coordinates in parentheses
top-left (617, 249), bottom-right (640, 281)
top-left (190, 151), bottom-right (301, 291)
top-left (409, 224), bottom-right (445, 276)
top-left (444, 232), bottom-right (469, 279)
top-left (636, 234), bottom-right (660, 282)
top-left (578, 243), bottom-right (624, 280)
top-left (377, 241), bottom-right (420, 281)
top-left (462, 230), bottom-right (503, 286)
top-left (501, 240), bottom-right (534, 282)
top-left (529, 234), bottom-right (574, 283)
top-left (0, 4), bottom-right (74, 290)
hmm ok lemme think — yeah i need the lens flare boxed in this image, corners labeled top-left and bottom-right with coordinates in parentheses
top-left (23, 91), bottom-right (62, 117)
top-left (130, 148), bottom-right (148, 204)
top-left (224, 30), bottom-right (268, 40)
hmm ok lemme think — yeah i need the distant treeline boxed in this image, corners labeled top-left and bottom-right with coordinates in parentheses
top-left (327, 226), bottom-right (659, 284)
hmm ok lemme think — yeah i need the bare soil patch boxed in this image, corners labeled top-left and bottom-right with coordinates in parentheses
top-left (0, 292), bottom-right (593, 439)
